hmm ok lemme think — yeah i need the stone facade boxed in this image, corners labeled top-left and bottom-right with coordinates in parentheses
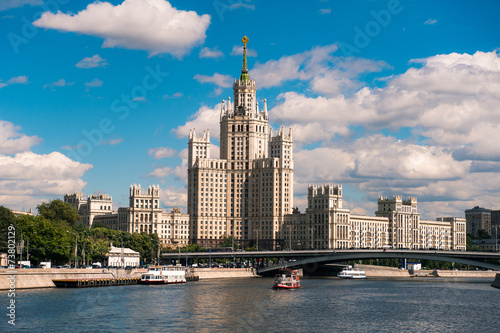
top-left (465, 206), bottom-right (492, 237)
top-left (187, 36), bottom-right (293, 248)
top-left (64, 193), bottom-right (113, 227)
top-left (283, 185), bottom-right (466, 251)
top-left (71, 185), bottom-right (189, 248)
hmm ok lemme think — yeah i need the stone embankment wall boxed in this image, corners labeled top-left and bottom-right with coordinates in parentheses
top-left (354, 264), bottom-right (411, 278)
top-left (191, 267), bottom-right (257, 279)
top-left (431, 269), bottom-right (498, 278)
top-left (354, 264), bottom-right (499, 279)
top-left (0, 268), bottom-right (141, 290)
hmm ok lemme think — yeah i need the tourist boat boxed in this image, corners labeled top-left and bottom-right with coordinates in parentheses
top-left (273, 269), bottom-right (301, 289)
top-left (337, 267), bottom-right (367, 279)
top-left (139, 265), bottom-right (186, 285)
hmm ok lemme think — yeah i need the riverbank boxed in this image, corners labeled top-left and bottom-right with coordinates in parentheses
top-left (355, 264), bottom-right (499, 280)
top-left (0, 268), bottom-right (141, 290)
top-left (0, 267), bottom-right (258, 290)
top-left (191, 267), bottom-right (257, 279)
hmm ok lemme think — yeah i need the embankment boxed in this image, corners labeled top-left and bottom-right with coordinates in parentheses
top-left (0, 268), bottom-right (141, 290)
top-left (190, 267), bottom-right (257, 279)
top-left (354, 264), bottom-right (411, 278)
top-left (354, 264), bottom-right (499, 280)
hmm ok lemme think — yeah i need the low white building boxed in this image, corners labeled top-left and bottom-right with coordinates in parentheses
top-left (106, 246), bottom-right (140, 268)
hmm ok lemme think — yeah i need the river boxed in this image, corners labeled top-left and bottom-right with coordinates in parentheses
top-left (2, 277), bottom-right (499, 332)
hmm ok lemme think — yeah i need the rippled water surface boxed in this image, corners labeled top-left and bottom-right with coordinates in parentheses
top-left (2, 277), bottom-right (499, 332)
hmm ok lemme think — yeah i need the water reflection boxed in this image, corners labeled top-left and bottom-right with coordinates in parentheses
top-left (2, 277), bottom-right (499, 332)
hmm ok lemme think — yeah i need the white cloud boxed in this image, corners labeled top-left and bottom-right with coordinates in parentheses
top-left (194, 73), bottom-right (233, 87)
top-left (0, 120), bottom-right (42, 154)
top-left (250, 44), bottom-right (388, 94)
top-left (173, 49), bottom-right (500, 217)
top-left (0, 75), bottom-right (29, 88)
top-left (43, 78), bottom-right (74, 90)
top-left (101, 138), bottom-right (123, 146)
top-left (76, 54), bottom-right (108, 68)
top-left (173, 103), bottom-right (222, 139)
top-left (148, 166), bottom-right (173, 178)
top-left (0, 151), bottom-right (92, 209)
top-left (199, 47), bottom-right (223, 59)
top-left (163, 92), bottom-right (183, 99)
top-left (319, 9), bottom-right (331, 14)
top-left (132, 96), bottom-right (147, 102)
top-left (148, 147), bottom-right (177, 159)
top-left (85, 78), bottom-right (103, 89)
top-left (159, 186), bottom-right (187, 210)
top-left (0, 0), bottom-right (41, 12)
top-left (33, 0), bottom-right (211, 57)
top-left (230, 3), bottom-right (255, 10)
top-left (424, 18), bottom-right (438, 25)
top-left (230, 45), bottom-right (257, 57)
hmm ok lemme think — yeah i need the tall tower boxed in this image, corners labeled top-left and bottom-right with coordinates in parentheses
top-left (188, 36), bottom-right (294, 249)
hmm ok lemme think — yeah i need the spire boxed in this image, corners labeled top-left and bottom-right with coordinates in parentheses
top-left (240, 35), bottom-right (249, 82)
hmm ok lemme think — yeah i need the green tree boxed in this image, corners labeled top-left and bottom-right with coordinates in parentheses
top-left (0, 206), bottom-right (17, 252)
top-left (37, 199), bottom-right (80, 226)
top-left (476, 229), bottom-right (491, 240)
top-left (16, 214), bottom-right (73, 265)
top-left (218, 235), bottom-right (237, 250)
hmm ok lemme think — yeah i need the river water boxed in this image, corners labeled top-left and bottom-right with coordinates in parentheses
top-left (2, 277), bottom-right (499, 332)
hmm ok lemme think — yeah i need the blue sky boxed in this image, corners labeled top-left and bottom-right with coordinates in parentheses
top-left (1, 0), bottom-right (500, 219)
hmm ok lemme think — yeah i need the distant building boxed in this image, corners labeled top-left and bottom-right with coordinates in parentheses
top-left (64, 193), bottom-right (113, 227)
top-left (105, 246), bottom-right (140, 267)
top-left (187, 36), bottom-right (293, 249)
top-left (10, 209), bottom-right (34, 217)
top-left (472, 239), bottom-right (498, 252)
top-left (465, 206), bottom-right (491, 237)
top-left (491, 210), bottom-right (500, 239)
top-left (93, 185), bottom-right (190, 247)
top-left (283, 186), bottom-right (466, 251)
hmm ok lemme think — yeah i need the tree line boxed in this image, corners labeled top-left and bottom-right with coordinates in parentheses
top-left (0, 200), bottom-right (159, 266)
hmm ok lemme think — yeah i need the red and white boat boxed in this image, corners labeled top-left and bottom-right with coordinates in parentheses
top-left (140, 265), bottom-right (186, 285)
top-left (273, 269), bottom-right (301, 289)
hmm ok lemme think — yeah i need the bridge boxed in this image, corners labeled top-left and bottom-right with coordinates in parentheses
top-left (162, 249), bottom-right (500, 273)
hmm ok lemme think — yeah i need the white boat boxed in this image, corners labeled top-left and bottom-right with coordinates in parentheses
top-left (337, 267), bottom-right (367, 279)
top-left (140, 265), bottom-right (186, 285)
top-left (273, 269), bottom-right (301, 289)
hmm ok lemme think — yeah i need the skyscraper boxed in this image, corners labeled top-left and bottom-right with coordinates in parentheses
top-left (187, 36), bottom-right (293, 248)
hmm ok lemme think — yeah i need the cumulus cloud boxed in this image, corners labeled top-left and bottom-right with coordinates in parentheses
top-left (159, 186), bottom-right (187, 210)
top-left (199, 47), bottom-right (223, 59)
top-left (0, 75), bottom-right (29, 88)
top-left (0, 0), bottom-right (41, 11)
top-left (76, 54), bottom-right (108, 68)
top-left (43, 78), bottom-right (74, 90)
top-left (0, 120), bottom-right (42, 154)
top-left (173, 103), bottom-right (222, 139)
top-left (85, 78), bottom-right (103, 90)
top-left (173, 49), bottom-right (500, 217)
top-left (33, 0), bottom-right (211, 57)
top-left (0, 151), bottom-right (92, 209)
top-left (424, 18), bottom-right (438, 25)
top-left (230, 45), bottom-right (257, 57)
top-left (0, 120), bottom-right (92, 211)
top-left (163, 92), bottom-right (183, 99)
top-left (251, 44), bottom-right (388, 94)
top-left (148, 147), bottom-right (177, 159)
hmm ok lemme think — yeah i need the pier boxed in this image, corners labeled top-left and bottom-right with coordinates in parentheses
top-left (52, 277), bottom-right (140, 288)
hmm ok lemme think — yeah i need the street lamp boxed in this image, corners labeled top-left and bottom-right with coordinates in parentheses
top-left (66, 230), bottom-right (78, 268)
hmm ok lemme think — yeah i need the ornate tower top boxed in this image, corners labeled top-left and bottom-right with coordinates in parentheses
top-left (240, 35), bottom-right (249, 82)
